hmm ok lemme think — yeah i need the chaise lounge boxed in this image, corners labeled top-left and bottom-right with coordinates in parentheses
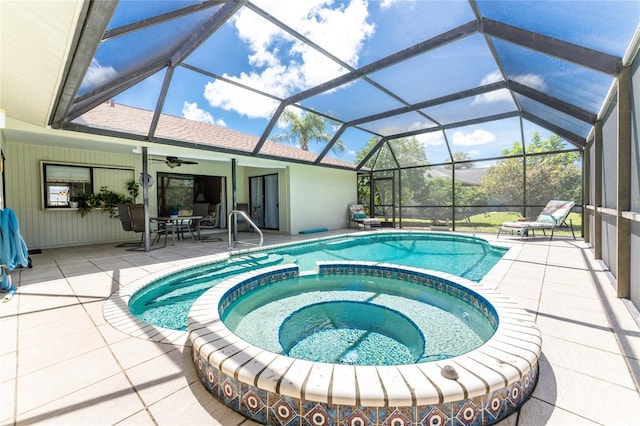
top-left (348, 203), bottom-right (381, 229)
top-left (497, 200), bottom-right (576, 240)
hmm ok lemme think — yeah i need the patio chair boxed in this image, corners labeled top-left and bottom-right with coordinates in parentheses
top-left (194, 203), bottom-right (222, 241)
top-left (126, 204), bottom-right (168, 249)
top-left (497, 200), bottom-right (576, 240)
top-left (115, 204), bottom-right (144, 247)
top-left (348, 203), bottom-right (381, 229)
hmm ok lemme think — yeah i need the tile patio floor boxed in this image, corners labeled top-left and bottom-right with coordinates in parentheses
top-left (1, 230), bottom-right (639, 425)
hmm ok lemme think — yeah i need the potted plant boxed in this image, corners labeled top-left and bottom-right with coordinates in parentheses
top-left (168, 204), bottom-right (182, 218)
top-left (69, 196), bottom-right (80, 209)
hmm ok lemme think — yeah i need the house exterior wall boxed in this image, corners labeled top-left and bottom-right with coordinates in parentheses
top-left (4, 141), bottom-right (140, 249)
top-left (288, 164), bottom-right (356, 234)
top-left (2, 135), bottom-right (357, 249)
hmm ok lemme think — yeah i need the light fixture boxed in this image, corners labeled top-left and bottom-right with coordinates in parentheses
top-left (0, 108), bottom-right (5, 129)
top-left (139, 173), bottom-right (154, 188)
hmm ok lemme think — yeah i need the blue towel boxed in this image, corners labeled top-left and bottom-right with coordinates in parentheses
top-left (0, 208), bottom-right (29, 294)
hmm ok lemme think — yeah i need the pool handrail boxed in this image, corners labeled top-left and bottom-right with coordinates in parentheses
top-left (228, 209), bottom-right (263, 249)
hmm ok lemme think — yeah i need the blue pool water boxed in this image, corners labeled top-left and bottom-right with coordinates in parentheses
top-left (221, 274), bottom-right (495, 365)
top-left (129, 232), bottom-right (506, 331)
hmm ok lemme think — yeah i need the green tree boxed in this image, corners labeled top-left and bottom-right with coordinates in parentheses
top-left (445, 152), bottom-right (475, 170)
top-left (482, 132), bottom-right (581, 209)
top-left (355, 136), bottom-right (428, 208)
top-left (274, 109), bottom-right (345, 154)
top-left (455, 182), bottom-right (487, 222)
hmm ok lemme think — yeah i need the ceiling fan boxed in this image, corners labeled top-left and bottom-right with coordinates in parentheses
top-left (154, 156), bottom-right (199, 168)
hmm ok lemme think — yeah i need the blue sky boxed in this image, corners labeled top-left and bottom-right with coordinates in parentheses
top-left (81, 0), bottom-right (638, 165)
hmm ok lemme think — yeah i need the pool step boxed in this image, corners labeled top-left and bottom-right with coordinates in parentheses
top-left (144, 253), bottom-right (287, 308)
top-left (171, 253), bottom-right (284, 287)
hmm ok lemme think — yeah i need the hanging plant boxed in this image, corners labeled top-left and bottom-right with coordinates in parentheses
top-left (76, 186), bottom-right (133, 218)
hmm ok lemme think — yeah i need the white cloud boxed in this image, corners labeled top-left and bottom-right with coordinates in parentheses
top-left (473, 88), bottom-right (512, 104)
top-left (415, 131), bottom-right (445, 146)
top-left (473, 70), bottom-right (546, 104)
top-left (202, 0), bottom-right (375, 119)
top-left (380, 0), bottom-right (404, 9)
top-left (513, 73), bottom-right (546, 90)
top-left (473, 70), bottom-right (508, 104)
top-left (80, 59), bottom-right (117, 91)
top-left (182, 102), bottom-right (226, 127)
top-left (452, 129), bottom-right (495, 146)
top-left (204, 81), bottom-right (279, 119)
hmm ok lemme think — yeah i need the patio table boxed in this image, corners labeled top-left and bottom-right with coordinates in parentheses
top-left (152, 215), bottom-right (202, 246)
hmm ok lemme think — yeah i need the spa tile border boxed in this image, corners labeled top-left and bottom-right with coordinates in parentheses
top-left (188, 261), bottom-right (541, 425)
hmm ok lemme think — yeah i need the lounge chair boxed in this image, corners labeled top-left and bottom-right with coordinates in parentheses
top-left (348, 204), bottom-right (381, 229)
top-left (497, 200), bottom-right (576, 240)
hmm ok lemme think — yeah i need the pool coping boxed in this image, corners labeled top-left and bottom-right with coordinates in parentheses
top-left (103, 231), bottom-right (520, 345)
top-left (188, 261), bottom-right (541, 407)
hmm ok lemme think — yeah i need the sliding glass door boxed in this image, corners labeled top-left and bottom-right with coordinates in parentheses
top-left (249, 174), bottom-right (279, 230)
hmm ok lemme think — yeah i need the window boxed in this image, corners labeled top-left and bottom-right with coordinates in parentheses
top-left (43, 163), bottom-right (93, 208)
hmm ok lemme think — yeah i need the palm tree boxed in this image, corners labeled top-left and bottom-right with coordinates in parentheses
top-left (274, 109), bottom-right (346, 154)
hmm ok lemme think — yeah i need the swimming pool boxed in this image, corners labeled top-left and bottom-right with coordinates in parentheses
top-left (189, 261), bottom-right (541, 425)
top-left (128, 232), bottom-right (507, 331)
top-left (221, 272), bottom-right (497, 364)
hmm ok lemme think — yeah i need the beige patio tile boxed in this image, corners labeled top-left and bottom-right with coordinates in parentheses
top-left (148, 384), bottom-right (250, 426)
top-left (16, 346), bottom-right (122, 414)
top-left (518, 397), bottom-right (599, 425)
top-left (0, 350), bottom-right (16, 382)
top-left (535, 313), bottom-right (620, 353)
top-left (541, 334), bottom-right (636, 390)
top-left (15, 265), bottom-right (65, 285)
top-left (57, 262), bottom-right (104, 278)
top-left (540, 287), bottom-right (607, 313)
top-left (541, 279), bottom-right (599, 299)
top-left (15, 373), bottom-right (144, 425)
top-left (494, 411), bottom-right (517, 426)
top-left (544, 265), bottom-right (593, 285)
top-left (533, 358), bottom-right (640, 425)
top-left (14, 283), bottom-right (79, 313)
top-left (0, 309), bottom-right (18, 355)
top-left (18, 326), bottom-right (107, 376)
top-left (18, 308), bottom-right (94, 349)
top-left (108, 336), bottom-right (179, 370)
top-left (0, 379), bottom-right (16, 425)
top-left (82, 297), bottom-right (110, 326)
top-left (113, 409), bottom-right (156, 425)
top-left (537, 297), bottom-right (611, 327)
top-left (97, 322), bottom-right (130, 345)
top-left (124, 346), bottom-right (191, 406)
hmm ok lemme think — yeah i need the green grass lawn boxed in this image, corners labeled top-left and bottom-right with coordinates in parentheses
top-left (400, 211), bottom-right (582, 237)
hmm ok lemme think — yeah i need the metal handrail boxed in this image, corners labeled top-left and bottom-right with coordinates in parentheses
top-left (228, 210), bottom-right (264, 249)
